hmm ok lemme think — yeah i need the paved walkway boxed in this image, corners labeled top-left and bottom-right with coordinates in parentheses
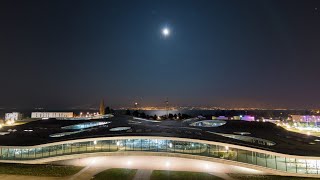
top-left (133, 169), bottom-right (153, 180)
top-left (68, 166), bottom-right (107, 180)
top-left (53, 156), bottom-right (267, 180)
top-left (208, 172), bottom-right (236, 180)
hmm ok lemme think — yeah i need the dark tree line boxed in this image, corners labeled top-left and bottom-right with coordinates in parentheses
top-left (125, 110), bottom-right (191, 120)
top-left (104, 107), bottom-right (115, 114)
top-left (122, 109), bottom-right (316, 121)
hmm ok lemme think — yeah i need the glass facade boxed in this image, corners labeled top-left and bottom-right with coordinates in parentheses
top-left (61, 122), bottom-right (110, 130)
top-left (0, 138), bottom-right (319, 176)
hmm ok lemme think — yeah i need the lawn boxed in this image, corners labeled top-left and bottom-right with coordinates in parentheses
top-left (228, 174), bottom-right (317, 180)
top-left (93, 168), bottom-right (137, 180)
top-left (0, 163), bottom-right (83, 177)
top-left (150, 170), bottom-right (223, 180)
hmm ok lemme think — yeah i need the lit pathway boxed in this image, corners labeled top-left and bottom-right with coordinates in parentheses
top-left (208, 172), bottom-right (236, 180)
top-left (54, 156), bottom-right (267, 180)
top-left (133, 169), bottom-right (153, 180)
top-left (68, 160), bottom-right (107, 180)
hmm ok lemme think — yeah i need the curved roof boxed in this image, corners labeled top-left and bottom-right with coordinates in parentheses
top-left (0, 115), bottom-right (319, 156)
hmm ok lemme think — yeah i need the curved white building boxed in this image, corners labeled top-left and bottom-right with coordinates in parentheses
top-left (0, 116), bottom-right (319, 178)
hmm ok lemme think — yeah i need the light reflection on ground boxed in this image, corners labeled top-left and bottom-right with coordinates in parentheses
top-left (54, 156), bottom-right (266, 175)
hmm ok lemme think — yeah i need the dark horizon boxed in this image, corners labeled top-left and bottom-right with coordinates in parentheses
top-left (1, 0), bottom-right (320, 109)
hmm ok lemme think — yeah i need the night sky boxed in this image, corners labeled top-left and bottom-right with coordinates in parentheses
top-left (1, 0), bottom-right (320, 109)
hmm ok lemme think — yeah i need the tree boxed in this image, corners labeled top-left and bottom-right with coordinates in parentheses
top-left (105, 107), bottom-right (111, 114)
top-left (132, 110), bottom-right (139, 117)
top-left (181, 113), bottom-right (191, 119)
top-left (140, 112), bottom-right (146, 118)
top-left (125, 109), bottom-right (131, 115)
top-left (168, 113), bottom-right (174, 119)
top-left (173, 114), bottom-right (177, 119)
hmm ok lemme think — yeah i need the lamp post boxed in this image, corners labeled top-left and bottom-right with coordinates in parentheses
top-left (165, 97), bottom-right (169, 118)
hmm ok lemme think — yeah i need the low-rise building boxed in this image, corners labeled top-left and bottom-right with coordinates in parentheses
top-left (212, 115), bottom-right (255, 121)
top-left (240, 115), bottom-right (255, 121)
top-left (31, 112), bottom-right (74, 119)
top-left (216, 116), bottom-right (228, 120)
top-left (5, 112), bottom-right (23, 121)
top-left (233, 116), bottom-right (241, 120)
top-left (291, 115), bottom-right (320, 123)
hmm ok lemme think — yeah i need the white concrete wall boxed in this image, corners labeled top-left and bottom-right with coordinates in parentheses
top-left (5, 112), bottom-right (23, 121)
top-left (31, 112), bottom-right (73, 118)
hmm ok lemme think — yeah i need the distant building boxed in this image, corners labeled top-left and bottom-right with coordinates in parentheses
top-left (5, 112), bottom-right (23, 121)
top-left (233, 116), bottom-right (241, 120)
top-left (240, 115), bottom-right (255, 121)
top-left (216, 116), bottom-right (228, 120)
top-left (100, 99), bottom-right (105, 115)
top-left (262, 119), bottom-right (281, 123)
top-left (31, 112), bottom-right (73, 119)
top-left (212, 115), bottom-right (255, 121)
top-left (291, 115), bottom-right (320, 123)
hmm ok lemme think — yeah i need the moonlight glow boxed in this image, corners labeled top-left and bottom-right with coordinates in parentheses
top-left (162, 27), bottom-right (170, 37)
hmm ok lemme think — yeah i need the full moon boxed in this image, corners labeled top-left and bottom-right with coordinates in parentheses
top-left (162, 27), bottom-right (170, 37)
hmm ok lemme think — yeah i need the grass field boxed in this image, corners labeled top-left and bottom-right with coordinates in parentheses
top-left (93, 168), bottom-right (137, 180)
top-left (228, 174), bottom-right (317, 180)
top-left (150, 170), bottom-right (223, 180)
top-left (0, 163), bottom-right (82, 177)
